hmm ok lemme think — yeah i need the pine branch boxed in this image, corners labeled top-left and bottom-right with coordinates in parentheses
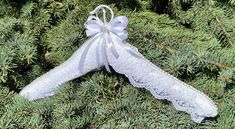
top-left (1, 0), bottom-right (235, 128)
top-left (229, 0), bottom-right (235, 5)
top-left (206, 1), bottom-right (233, 47)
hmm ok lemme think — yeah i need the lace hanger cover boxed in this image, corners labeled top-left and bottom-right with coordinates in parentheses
top-left (19, 5), bottom-right (218, 123)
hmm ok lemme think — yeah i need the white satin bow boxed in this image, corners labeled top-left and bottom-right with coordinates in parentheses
top-left (79, 5), bottom-right (141, 73)
top-left (85, 5), bottom-right (128, 41)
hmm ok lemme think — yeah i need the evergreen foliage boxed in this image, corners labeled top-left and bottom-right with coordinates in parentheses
top-left (0, 0), bottom-right (235, 128)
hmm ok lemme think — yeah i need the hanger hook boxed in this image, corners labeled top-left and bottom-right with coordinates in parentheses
top-left (90, 5), bottom-right (114, 23)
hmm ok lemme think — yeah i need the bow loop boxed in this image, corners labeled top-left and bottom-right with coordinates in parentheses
top-left (85, 16), bottom-right (104, 37)
top-left (109, 16), bottom-right (128, 41)
top-left (109, 16), bottom-right (128, 32)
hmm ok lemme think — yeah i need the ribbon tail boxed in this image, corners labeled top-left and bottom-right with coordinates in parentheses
top-left (96, 35), bottom-right (103, 69)
top-left (78, 34), bottom-right (100, 73)
top-left (108, 35), bottom-right (119, 59)
top-left (110, 32), bottom-right (142, 59)
top-left (103, 34), bottom-right (111, 72)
